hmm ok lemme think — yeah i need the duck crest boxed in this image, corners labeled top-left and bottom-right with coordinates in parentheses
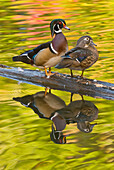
top-left (50, 18), bottom-right (68, 37)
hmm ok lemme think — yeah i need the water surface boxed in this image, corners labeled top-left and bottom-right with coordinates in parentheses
top-left (0, 0), bottom-right (114, 169)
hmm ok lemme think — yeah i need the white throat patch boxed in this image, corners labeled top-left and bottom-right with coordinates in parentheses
top-left (85, 44), bottom-right (89, 48)
top-left (54, 29), bottom-right (62, 34)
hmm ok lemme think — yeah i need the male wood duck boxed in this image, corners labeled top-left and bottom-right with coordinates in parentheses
top-left (13, 90), bottom-right (67, 144)
top-left (13, 19), bottom-right (70, 77)
top-left (13, 90), bottom-right (66, 118)
top-left (56, 35), bottom-right (99, 77)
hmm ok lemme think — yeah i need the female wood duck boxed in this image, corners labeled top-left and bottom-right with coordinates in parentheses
top-left (13, 19), bottom-right (70, 77)
top-left (56, 35), bottom-right (99, 77)
top-left (67, 100), bottom-right (98, 133)
top-left (56, 95), bottom-right (98, 133)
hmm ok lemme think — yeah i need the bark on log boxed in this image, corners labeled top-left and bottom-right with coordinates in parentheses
top-left (0, 64), bottom-right (114, 100)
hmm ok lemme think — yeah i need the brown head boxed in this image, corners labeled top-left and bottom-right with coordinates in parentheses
top-left (76, 35), bottom-right (97, 48)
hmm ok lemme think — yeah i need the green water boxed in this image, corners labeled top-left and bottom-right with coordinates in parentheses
top-left (0, 0), bottom-right (114, 169)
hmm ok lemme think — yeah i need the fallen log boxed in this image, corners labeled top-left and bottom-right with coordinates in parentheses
top-left (0, 64), bottom-right (114, 100)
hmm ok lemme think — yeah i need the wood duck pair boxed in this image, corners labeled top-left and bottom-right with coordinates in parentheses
top-left (13, 90), bottom-right (98, 143)
top-left (56, 35), bottom-right (99, 77)
top-left (13, 19), bottom-right (70, 77)
top-left (13, 18), bottom-right (98, 78)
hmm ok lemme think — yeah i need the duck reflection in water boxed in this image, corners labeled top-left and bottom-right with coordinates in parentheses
top-left (13, 89), bottom-right (67, 144)
top-left (13, 89), bottom-right (98, 144)
top-left (59, 94), bottom-right (98, 133)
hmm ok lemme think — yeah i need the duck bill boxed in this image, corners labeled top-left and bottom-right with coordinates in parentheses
top-left (91, 41), bottom-right (97, 46)
top-left (62, 136), bottom-right (66, 144)
top-left (91, 123), bottom-right (97, 128)
top-left (63, 25), bottom-right (70, 30)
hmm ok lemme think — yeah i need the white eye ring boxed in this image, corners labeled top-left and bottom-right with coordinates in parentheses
top-left (84, 37), bottom-right (89, 41)
top-left (84, 129), bottom-right (89, 132)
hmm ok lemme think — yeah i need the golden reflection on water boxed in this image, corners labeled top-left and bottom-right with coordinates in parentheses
top-left (0, 0), bottom-right (114, 169)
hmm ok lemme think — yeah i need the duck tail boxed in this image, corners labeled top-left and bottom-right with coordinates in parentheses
top-left (12, 56), bottom-right (21, 61)
top-left (13, 95), bottom-right (33, 106)
top-left (55, 58), bottom-right (73, 69)
top-left (12, 55), bottom-right (32, 64)
top-left (55, 63), bottom-right (64, 69)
